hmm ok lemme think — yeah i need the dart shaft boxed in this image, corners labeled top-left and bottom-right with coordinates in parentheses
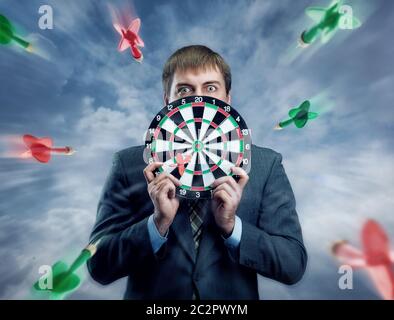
top-left (11, 34), bottom-right (30, 49)
top-left (302, 25), bottom-right (321, 44)
top-left (67, 242), bottom-right (99, 274)
top-left (67, 249), bottom-right (92, 275)
top-left (50, 148), bottom-right (70, 154)
top-left (278, 118), bottom-right (294, 128)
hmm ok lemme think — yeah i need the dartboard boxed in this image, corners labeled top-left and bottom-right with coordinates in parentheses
top-left (143, 96), bottom-right (252, 199)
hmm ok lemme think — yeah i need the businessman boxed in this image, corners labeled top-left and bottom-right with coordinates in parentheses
top-left (87, 45), bottom-right (307, 299)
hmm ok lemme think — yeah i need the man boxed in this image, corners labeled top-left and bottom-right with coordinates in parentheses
top-left (87, 45), bottom-right (307, 299)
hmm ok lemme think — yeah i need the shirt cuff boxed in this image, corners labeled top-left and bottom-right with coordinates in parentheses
top-left (223, 215), bottom-right (242, 249)
top-left (147, 214), bottom-right (168, 254)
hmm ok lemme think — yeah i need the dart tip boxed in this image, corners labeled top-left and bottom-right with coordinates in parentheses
top-left (65, 147), bottom-right (76, 155)
top-left (85, 243), bottom-right (98, 256)
top-left (298, 34), bottom-right (310, 48)
top-left (135, 55), bottom-right (143, 63)
top-left (331, 240), bottom-right (348, 255)
top-left (26, 44), bottom-right (33, 53)
top-left (274, 124), bottom-right (283, 130)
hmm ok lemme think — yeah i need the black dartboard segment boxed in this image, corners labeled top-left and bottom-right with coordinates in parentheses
top-left (143, 96), bottom-right (252, 199)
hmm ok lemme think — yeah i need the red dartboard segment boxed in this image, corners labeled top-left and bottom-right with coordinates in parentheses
top-left (191, 186), bottom-right (206, 192)
top-left (210, 121), bottom-right (218, 129)
top-left (236, 153), bottom-right (244, 167)
top-left (167, 107), bottom-right (180, 117)
top-left (192, 102), bottom-right (205, 107)
top-left (217, 108), bottom-right (230, 117)
top-left (210, 164), bottom-right (219, 172)
top-left (236, 127), bottom-right (243, 139)
top-left (143, 96), bottom-right (252, 199)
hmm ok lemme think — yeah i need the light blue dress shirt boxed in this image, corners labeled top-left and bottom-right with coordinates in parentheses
top-left (147, 214), bottom-right (242, 255)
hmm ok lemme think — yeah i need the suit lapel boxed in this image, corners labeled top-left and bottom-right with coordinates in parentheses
top-left (195, 201), bottom-right (252, 271)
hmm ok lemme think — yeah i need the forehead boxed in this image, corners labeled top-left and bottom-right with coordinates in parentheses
top-left (172, 66), bottom-right (224, 85)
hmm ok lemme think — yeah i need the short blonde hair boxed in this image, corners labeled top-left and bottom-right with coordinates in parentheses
top-left (162, 45), bottom-right (231, 97)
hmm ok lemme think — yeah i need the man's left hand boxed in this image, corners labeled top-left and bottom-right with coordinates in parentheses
top-left (211, 167), bottom-right (249, 237)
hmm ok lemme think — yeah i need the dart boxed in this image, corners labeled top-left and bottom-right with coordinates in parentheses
top-left (169, 153), bottom-right (192, 176)
top-left (113, 18), bottom-right (144, 63)
top-left (332, 220), bottom-right (394, 300)
top-left (274, 100), bottom-right (318, 130)
top-left (0, 14), bottom-right (32, 52)
top-left (299, 0), bottom-right (361, 47)
top-left (33, 242), bottom-right (100, 300)
top-left (21, 134), bottom-right (75, 163)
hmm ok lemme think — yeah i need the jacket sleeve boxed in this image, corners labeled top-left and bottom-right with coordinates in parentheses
top-left (238, 153), bottom-right (308, 285)
top-left (87, 152), bottom-right (157, 285)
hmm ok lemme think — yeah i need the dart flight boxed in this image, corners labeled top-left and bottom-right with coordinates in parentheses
top-left (170, 153), bottom-right (192, 176)
top-left (0, 14), bottom-right (32, 52)
top-left (299, 0), bottom-right (361, 47)
top-left (113, 18), bottom-right (144, 62)
top-left (332, 220), bottom-right (394, 300)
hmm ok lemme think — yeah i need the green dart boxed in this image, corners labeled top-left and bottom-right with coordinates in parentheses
top-left (33, 241), bottom-right (100, 299)
top-left (0, 14), bottom-right (32, 52)
top-left (299, 0), bottom-right (361, 47)
top-left (275, 100), bottom-right (318, 130)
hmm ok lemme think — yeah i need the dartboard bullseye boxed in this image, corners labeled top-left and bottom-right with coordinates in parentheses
top-left (143, 96), bottom-right (252, 199)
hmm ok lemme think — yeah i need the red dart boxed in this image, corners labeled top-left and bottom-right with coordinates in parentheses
top-left (174, 153), bottom-right (192, 176)
top-left (113, 18), bottom-right (144, 63)
top-left (21, 134), bottom-right (75, 163)
top-left (332, 219), bottom-right (394, 300)
top-left (169, 153), bottom-right (192, 176)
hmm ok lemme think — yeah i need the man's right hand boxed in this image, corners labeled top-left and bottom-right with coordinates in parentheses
top-left (143, 162), bottom-right (182, 236)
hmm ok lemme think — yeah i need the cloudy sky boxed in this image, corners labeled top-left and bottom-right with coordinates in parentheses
top-left (0, 0), bottom-right (393, 300)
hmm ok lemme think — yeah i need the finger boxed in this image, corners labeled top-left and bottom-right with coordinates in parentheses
top-left (156, 179), bottom-right (176, 192)
top-left (149, 177), bottom-right (171, 196)
top-left (213, 189), bottom-right (232, 205)
top-left (158, 181), bottom-right (176, 200)
top-left (166, 173), bottom-right (182, 187)
top-left (231, 166), bottom-right (249, 189)
top-left (211, 175), bottom-right (238, 193)
top-left (155, 178), bottom-right (174, 192)
top-left (153, 179), bottom-right (166, 192)
top-left (143, 162), bottom-right (163, 184)
top-left (168, 185), bottom-right (176, 199)
top-left (151, 171), bottom-right (170, 185)
top-left (214, 183), bottom-right (238, 201)
top-left (149, 183), bottom-right (158, 198)
top-left (152, 172), bottom-right (182, 187)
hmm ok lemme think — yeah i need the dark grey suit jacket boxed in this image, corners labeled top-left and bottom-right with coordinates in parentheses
top-left (87, 144), bottom-right (307, 299)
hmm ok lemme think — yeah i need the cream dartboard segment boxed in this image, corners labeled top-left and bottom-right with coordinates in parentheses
top-left (143, 96), bottom-right (252, 199)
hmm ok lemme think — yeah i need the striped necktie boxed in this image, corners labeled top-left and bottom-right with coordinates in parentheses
top-left (188, 200), bottom-right (206, 250)
top-left (188, 199), bottom-right (208, 300)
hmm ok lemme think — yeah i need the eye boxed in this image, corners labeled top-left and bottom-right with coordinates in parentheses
top-left (206, 85), bottom-right (217, 92)
top-left (177, 87), bottom-right (192, 95)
